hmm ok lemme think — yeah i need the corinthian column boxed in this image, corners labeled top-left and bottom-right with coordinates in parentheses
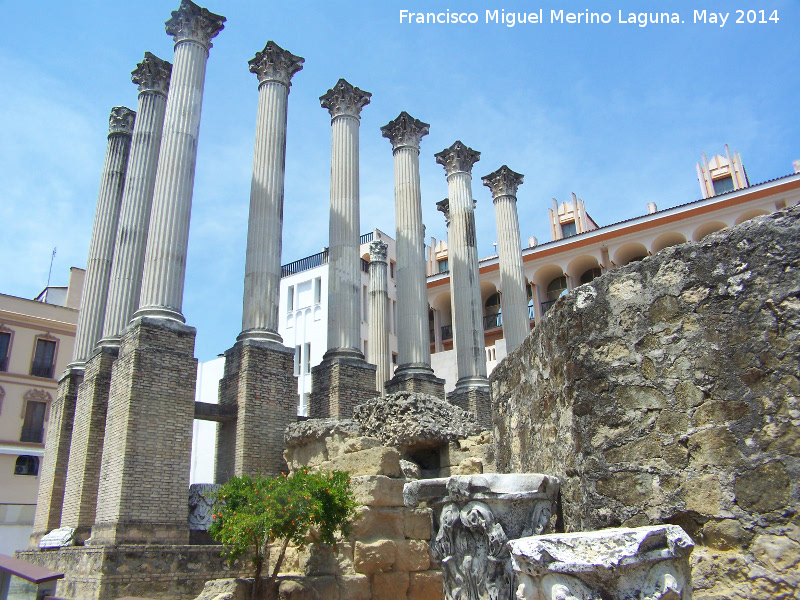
top-left (309, 79), bottom-right (377, 419)
top-left (70, 107), bottom-right (135, 367)
top-left (100, 53), bottom-right (172, 346)
top-left (135, 0), bottom-right (225, 322)
top-left (320, 78), bottom-right (371, 358)
top-left (239, 41), bottom-right (304, 342)
top-left (368, 240), bottom-right (390, 394)
top-left (483, 165), bottom-right (528, 354)
top-left (381, 112), bottom-right (445, 397)
top-left (435, 142), bottom-right (490, 426)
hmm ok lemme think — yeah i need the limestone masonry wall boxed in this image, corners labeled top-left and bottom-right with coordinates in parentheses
top-left (491, 206), bottom-right (800, 599)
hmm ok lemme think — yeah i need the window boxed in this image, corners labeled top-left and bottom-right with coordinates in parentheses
top-left (713, 176), bottom-right (734, 195)
top-left (363, 340), bottom-right (368, 361)
top-left (387, 298), bottom-right (393, 334)
top-left (561, 221), bottom-right (578, 238)
top-left (286, 286), bottom-right (295, 313)
top-left (392, 301), bottom-right (397, 334)
top-left (580, 267), bottom-right (602, 285)
top-left (314, 277), bottom-right (322, 304)
top-left (21, 400), bottom-right (46, 443)
top-left (14, 456), bottom-right (39, 476)
top-left (392, 352), bottom-right (398, 365)
top-left (546, 276), bottom-right (568, 301)
top-left (30, 338), bottom-right (56, 378)
top-left (304, 343), bottom-right (311, 374)
top-left (0, 331), bottom-right (10, 372)
top-left (438, 259), bottom-right (448, 273)
top-left (294, 346), bottom-right (301, 376)
top-left (390, 261), bottom-right (395, 279)
top-left (362, 285), bottom-right (368, 322)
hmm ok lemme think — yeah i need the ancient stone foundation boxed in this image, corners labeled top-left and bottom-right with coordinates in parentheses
top-left (447, 387), bottom-right (491, 429)
top-left (384, 370), bottom-right (446, 399)
top-left (309, 356), bottom-right (377, 419)
top-left (492, 206), bottom-right (800, 599)
top-left (216, 340), bottom-right (296, 481)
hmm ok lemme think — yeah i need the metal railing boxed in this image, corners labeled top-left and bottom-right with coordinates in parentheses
top-left (441, 324), bottom-right (453, 341)
top-left (281, 249), bottom-right (329, 277)
top-left (541, 299), bottom-right (557, 314)
top-left (483, 312), bottom-right (502, 330)
top-left (360, 232), bottom-right (374, 244)
top-left (30, 363), bottom-right (53, 378)
top-left (20, 426), bottom-right (44, 443)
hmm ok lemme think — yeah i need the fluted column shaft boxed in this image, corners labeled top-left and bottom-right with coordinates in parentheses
top-left (136, 38), bottom-right (213, 321)
top-left (101, 55), bottom-right (171, 345)
top-left (484, 166), bottom-right (528, 353)
top-left (368, 241), bottom-right (390, 394)
top-left (71, 108), bottom-right (135, 365)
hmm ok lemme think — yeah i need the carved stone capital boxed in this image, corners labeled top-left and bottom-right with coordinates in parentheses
top-left (248, 41), bottom-right (304, 88)
top-left (165, 0), bottom-right (226, 49)
top-left (131, 52), bottom-right (172, 97)
top-left (369, 240), bottom-right (388, 264)
top-left (435, 140), bottom-right (480, 176)
top-left (436, 198), bottom-right (450, 227)
top-left (320, 78), bottom-right (371, 119)
top-left (108, 106), bottom-right (136, 136)
top-left (482, 165), bottom-right (524, 200)
top-left (380, 111), bottom-right (429, 151)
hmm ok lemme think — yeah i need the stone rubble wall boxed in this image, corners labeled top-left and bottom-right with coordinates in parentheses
top-left (491, 206), bottom-right (800, 600)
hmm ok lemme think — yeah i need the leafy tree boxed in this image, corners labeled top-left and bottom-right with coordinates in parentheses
top-left (208, 469), bottom-right (359, 600)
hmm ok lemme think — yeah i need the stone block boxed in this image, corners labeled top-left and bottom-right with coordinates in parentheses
top-left (404, 509), bottom-right (433, 541)
top-left (454, 457), bottom-right (483, 475)
top-left (351, 476), bottom-right (405, 507)
top-left (734, 461), bottom-right (790, 513)
top-left (408, 571), bottom-right (444, 600)
top-left (305, 575), bottom-right (339, 600)
top-left (195, 578), bottom-right (251, 600)
top-left (394, 540), bottom-right (430, 572)
top-left (351, 506), bottom-right (405, 541)
top-left (353, 540), bottom-right (396, 574)
top-left (279, 579), bottom-right (320, 600)
top-left (324, 446), bottom-right (401, 478)
top-left (338, 574), bottom-right (371, 600)
top-left (372, 571), bottom-right (409, 600)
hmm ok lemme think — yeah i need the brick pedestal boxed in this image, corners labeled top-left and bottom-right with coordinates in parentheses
top-left (447, 387), bottom-right (492, 429)
top-left (61, 347), bottom-right (118, 542)
top-left (30, 368), bottom-right (82, 547)
top-left (91, 316), bottom-right (197, 545)
top-left (385, 368), bottom-right (446, 399)
top-left (215, 340), bottom-right (297, 482)
top-left (309, 355), bottom-right (377, 419)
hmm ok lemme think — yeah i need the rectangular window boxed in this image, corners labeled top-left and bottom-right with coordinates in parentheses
top-left (362, 285), bottom-right (368, 322)
top-left (392, 352), bottom-right (398, 365)
top-left (294, 345), bottom-right (301, 376)
top-left (390, 261), bottom-right (395, 279)
top-left (304, 343), bottom-right (311, 374)
top-left (314, 277), bottom-right (322, 304)
top-left (392, 301), bottom-right (397, 333)
top-left (438, 259), bottom-right (448, 273)
top-left (21, 400), bottom-right (46, 443)
top-left (387, 298), bottom-right (393, 333)
top-left (297, 280), bottom-right (313, 309)
top-left (713, 175), bottom-right (734, 195)
top-left (561, 221), bottom-right (578, 238)
top-left (0, 331), bottom-right (10, 372)
top-left (287, 286), bottom-right (295, 313)
top-left (30, 339), bottom-right (56, 378)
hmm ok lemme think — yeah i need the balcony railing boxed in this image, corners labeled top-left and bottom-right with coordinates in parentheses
top-left (20, 426), bottom-right (44, 443)
top-left (281, 249), bottom-right (329, 277)
top-left (30, 363), bottom-right (54, 378)
top-left (541, 299), bottom-right (557, 314)
top-left (441, 324), bottom-right (453, 341)
top-left (483, 312), bottom-right (502, 330)
top-left (360, 232), bottom-right (374, 244)
top-left (0, 356), bottom-right (8, 371)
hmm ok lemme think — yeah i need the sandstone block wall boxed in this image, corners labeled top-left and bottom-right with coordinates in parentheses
top-left (491, 207), bottom-right (800, 599)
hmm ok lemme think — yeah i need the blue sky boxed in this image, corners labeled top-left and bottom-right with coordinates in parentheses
top-left (1, 0), bottom-right (797, 362)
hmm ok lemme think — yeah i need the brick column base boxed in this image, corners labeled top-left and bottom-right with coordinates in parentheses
top-left (215, 340), bottom-right (298, 482)
top-left (90, 317), bottom-right (197, 546)
top-left (60, 347), bottom-right (118, 542)
top-left (447, 387), bottom-right (492, 429)
top-left (30, 368), bottom-right (82, 547)
top-left (309, 354), bottom-right (378, 419)
top-left (385, 366), bottom-right (446, 399)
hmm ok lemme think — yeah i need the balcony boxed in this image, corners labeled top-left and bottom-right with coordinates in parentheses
top-left (360, 232), bottom-right (374, 244)
top-left (483, 312), bottom-right (502, 330)
top-left (30, 362), bottom-right (54, 378)
top-left (20, 426), bottom-right (44, 443)
top-left (441, 324), bottom-right (453, 341)
top-left (541, 299), bottom-right (557, 315)
top-left (281, 249), bottom-right (329, 277)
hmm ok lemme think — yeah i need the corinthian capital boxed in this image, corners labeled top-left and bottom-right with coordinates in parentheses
top-left (482, 165), bottom-right (524, 200)
top-left (380, 111), bottom-right (430, 152)
top-left (320, 79), bottom-right (371, 119)
top-left (435, 141), bottom-right (480, 176)
top-left (108, 106), bottom-right (136, 136)
top-left (165, 0), bottom-right (226, 49)
top-left (436, 198), bottom-right (450, 227)
top-left (249, 41), bottom-right (304, 88)
top-left (131, 52), bottom-right (172, 97)
top-left (369, 240), bottom-right (388, 264)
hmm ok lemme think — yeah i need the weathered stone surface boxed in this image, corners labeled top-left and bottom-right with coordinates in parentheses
top-left (189, 483), bottom-right (219, 531)
top-left (492, 206), bottom-right (800, 599)
top-left (337, 574), bottom-right (370, 600)
top-left (285, 418), bottom-right (363, 448)
top-left (510, 525), bottom-right (694, 600)
top-left (324, 446), bottom-right (402, 477)
top-left (408, 570), bottom-right (444, 600)
top-left (404, 509), bottom-right (433, 540)
top-left (351, 506), bottom-right (405, 541)
top-left (352, 391), bottom-right (482, 452)
top-left (353, 539), bottom-right (396, 574)
top-left (38, 526), bottom-right (76, 549)
top-left (278, 579), bottom-right (319, 600)
top-left (350, 475), bottom-right (405, 507)
top-left (372, 571), bottom-right (410, 600)
top-left (395, 540), bottom-right (431, 572)
top-left (193, 578), bottom-right (250, 600)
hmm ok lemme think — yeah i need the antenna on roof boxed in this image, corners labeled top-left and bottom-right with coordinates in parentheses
top-left (46, 247), bottom-right (57, 290)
